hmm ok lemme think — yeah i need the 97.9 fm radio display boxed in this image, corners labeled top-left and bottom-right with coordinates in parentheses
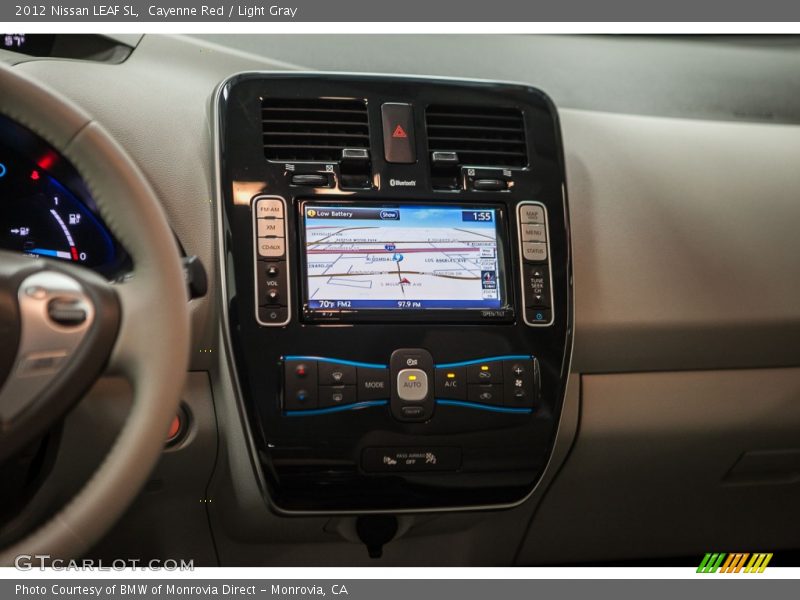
top-left (301, 203), bottom-right (507, 312)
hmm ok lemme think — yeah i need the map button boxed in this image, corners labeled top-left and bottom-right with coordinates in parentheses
top-left (519, 204), bottom-right (545, 224)
top-left (397, 369), bottom-right (428, 402)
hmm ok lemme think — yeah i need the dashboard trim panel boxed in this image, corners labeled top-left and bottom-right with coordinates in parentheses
top-left (213, 71), bottom-right (575, 515)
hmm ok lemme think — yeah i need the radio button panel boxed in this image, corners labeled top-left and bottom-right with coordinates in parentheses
top-left (253, 195), bottom-right (290, 326)
top-left (518, 201), bottom-right (555, 326)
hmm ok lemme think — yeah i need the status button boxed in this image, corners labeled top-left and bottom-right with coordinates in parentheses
top-left (522, 242), bottom-right (548, 262)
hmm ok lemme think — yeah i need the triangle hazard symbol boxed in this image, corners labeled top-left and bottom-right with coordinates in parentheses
top-left (392, 124), bottom-right (408, 139)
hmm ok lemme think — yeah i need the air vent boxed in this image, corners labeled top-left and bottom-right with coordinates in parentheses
top-left (261, 98), bottom-right (369, 162)
top-left (425, 105), bottom-right (528, 168)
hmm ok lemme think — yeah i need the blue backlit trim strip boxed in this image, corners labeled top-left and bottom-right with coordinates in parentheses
top-left (285, 400), bottom-right (388, 417)
top-left (283, 356), bottom-right (388, 369)
top-left (435, 355), bottom-right (532, 369)
top-left (436, 399), bottom-right (533, 414)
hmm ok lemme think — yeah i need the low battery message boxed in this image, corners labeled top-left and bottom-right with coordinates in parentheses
top-left (302, 204), bottom-right (504, 310)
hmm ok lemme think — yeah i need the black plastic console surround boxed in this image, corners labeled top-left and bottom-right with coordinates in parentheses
top-left (216, 73), bottom-right (572, 513)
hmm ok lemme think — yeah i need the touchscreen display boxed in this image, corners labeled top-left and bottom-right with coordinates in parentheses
top-left (302, 204), bottom-right (506, 311)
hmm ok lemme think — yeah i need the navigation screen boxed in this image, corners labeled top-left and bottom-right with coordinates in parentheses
top-left (302, 203), bottom-right (506, 311)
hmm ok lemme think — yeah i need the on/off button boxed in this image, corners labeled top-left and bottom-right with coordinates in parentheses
top-left (397, 368), bottom-right (428, 402)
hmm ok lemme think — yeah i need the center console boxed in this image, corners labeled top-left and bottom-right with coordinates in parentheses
top-left (216, 73), bottom-right (572, 513)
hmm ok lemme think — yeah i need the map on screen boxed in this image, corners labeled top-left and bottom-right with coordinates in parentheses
top-left (302, 204), bottom-right (504, 310)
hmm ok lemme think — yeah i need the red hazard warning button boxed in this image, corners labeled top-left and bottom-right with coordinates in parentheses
top-left (382, 103), bottom-right (415, 163)
top-left (392, 124), bottom-right (408, 139)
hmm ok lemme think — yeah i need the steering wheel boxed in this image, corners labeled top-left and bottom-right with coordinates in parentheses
top-left (0, 63), bottom-right (190, 562)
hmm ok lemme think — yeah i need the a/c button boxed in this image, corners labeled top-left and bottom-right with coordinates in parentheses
top-left (397, 368), bottom-right (428, 402)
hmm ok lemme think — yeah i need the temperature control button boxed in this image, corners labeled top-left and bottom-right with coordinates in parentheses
top-left (284, 359), bottom-right (318, 410)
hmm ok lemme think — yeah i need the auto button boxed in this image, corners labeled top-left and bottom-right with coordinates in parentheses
top-left (390, 348), bottom-right (434, 422)
top-left (397, 369), bottom-right (428, 402)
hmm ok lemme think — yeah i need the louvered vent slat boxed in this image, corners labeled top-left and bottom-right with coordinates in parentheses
top-left (425, 104), bottom-right (528, 168)
top-left (262, 98), bottom-right (369, 162)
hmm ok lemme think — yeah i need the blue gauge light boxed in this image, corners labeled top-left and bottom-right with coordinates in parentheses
top-left (0, 162), bottom-right (7, 178)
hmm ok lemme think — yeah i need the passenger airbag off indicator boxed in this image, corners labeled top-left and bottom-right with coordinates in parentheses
top-left (382, 103), bottom-right (416, 164)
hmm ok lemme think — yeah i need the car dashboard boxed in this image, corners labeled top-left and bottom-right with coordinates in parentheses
top-left (1, 34), bottom-right (799, 566)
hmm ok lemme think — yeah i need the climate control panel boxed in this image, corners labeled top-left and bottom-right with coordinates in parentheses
top-left (283, 352), bottom-right (539, 418)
